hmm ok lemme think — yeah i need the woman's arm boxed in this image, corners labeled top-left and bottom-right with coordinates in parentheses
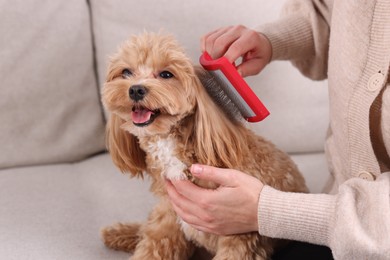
top-left (257, 0), bottom-right (333, 80)
top-left (258, 172), bottom-right (390, 258)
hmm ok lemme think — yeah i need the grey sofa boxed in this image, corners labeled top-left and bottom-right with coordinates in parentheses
top-left (0, 1), bottom-right (330, 259)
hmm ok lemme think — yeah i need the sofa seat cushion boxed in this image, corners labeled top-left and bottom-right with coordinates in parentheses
top-left (0, 153), bottom-right (154, 260)
top-left (0, 152), bottom-right (328, 260)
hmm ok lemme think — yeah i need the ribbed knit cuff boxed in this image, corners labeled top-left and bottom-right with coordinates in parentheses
top-left (258, 186), bottom-right (336, 246)
top-left (256, 15), bottom-right (315, 61)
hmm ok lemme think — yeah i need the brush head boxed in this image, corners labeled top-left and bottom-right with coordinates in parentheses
top-left (196, 68), bottom-right (244, 122)
top-left (208, 69), bottom-right (257, 118)
top-left (199, 52), bottom-right (269, 122)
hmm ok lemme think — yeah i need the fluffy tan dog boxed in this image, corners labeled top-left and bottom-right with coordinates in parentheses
top-left (101, 32), bottom-right (307, 260)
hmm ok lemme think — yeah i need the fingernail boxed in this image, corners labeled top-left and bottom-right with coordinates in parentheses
top-left (191, 164), bottom-right (203, 175)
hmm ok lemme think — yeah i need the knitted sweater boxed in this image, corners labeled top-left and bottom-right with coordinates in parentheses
top-left (257, 0), bottom-right (390, 259)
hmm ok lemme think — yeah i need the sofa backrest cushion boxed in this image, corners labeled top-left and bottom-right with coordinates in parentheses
top-left (89, 0), bottom-right (329, 154)
top-left (0, 0), bottom-right (106, 169)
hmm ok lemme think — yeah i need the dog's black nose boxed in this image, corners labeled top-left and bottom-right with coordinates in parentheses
top-left (129, 85), bottom-right (147, 101)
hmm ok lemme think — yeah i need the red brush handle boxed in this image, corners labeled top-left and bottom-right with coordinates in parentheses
top-left (199, 52), bottom-right (269, 122)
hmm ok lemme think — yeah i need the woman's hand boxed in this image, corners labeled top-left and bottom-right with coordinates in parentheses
top-left (165, 164), bottom-right (264, 235)
top-left (201, 25), bottom-right (272, 77)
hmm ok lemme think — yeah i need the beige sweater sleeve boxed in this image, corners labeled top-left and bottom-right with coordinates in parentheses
top-left (256, 0), bottom-right (333, 80)
top-left (258, 173), bottom-right (390, 258)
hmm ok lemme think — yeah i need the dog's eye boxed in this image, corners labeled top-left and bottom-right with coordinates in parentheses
top-left (159, 71), bottom-right (174, 79)
top-left (122, 69), bottom-right (133, 78)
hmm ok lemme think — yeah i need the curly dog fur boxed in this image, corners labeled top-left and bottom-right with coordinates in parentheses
top-left (101, 32), bottom-right (308, 260)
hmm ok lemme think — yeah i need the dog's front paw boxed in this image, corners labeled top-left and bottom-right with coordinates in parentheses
top-left (163, 167), bottom-right (189, 181)
top-left (101, 223), bottom-right (141, 253)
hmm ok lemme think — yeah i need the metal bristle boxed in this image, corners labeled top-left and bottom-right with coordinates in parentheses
top-left (196, 68), bottom-right (244, 122)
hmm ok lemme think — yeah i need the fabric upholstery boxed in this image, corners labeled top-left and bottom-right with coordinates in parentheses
top-left (0, 153), bottom-right (328, 260)
top-left (0, 1), bottom-right (331, 259)
top-left (0, 154), bottom-right (153, 260)
top-left (0, 0), bottom-right (106, 169)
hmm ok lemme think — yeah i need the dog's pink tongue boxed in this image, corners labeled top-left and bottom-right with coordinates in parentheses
top-left (132, 108), bottom-right (153, 124)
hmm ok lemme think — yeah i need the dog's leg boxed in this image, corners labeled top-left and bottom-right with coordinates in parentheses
top-left (101, 222), bottom-right (142, 253)
top-left (131, 199), bottom-right (195, 260)
top-left (213, 233), bottom-right (274, 260)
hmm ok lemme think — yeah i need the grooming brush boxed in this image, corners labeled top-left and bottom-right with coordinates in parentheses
top-left (199, 52), bottom-right (269, 122)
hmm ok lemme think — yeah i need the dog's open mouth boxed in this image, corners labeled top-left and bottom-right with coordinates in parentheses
top-left (131, 106), bottom-right (161, 126)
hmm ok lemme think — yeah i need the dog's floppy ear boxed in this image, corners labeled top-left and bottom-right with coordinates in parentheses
top-left (191, 67), bottom-right (247, 168)
top-left (106, 114), bottom-right (146, 178)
